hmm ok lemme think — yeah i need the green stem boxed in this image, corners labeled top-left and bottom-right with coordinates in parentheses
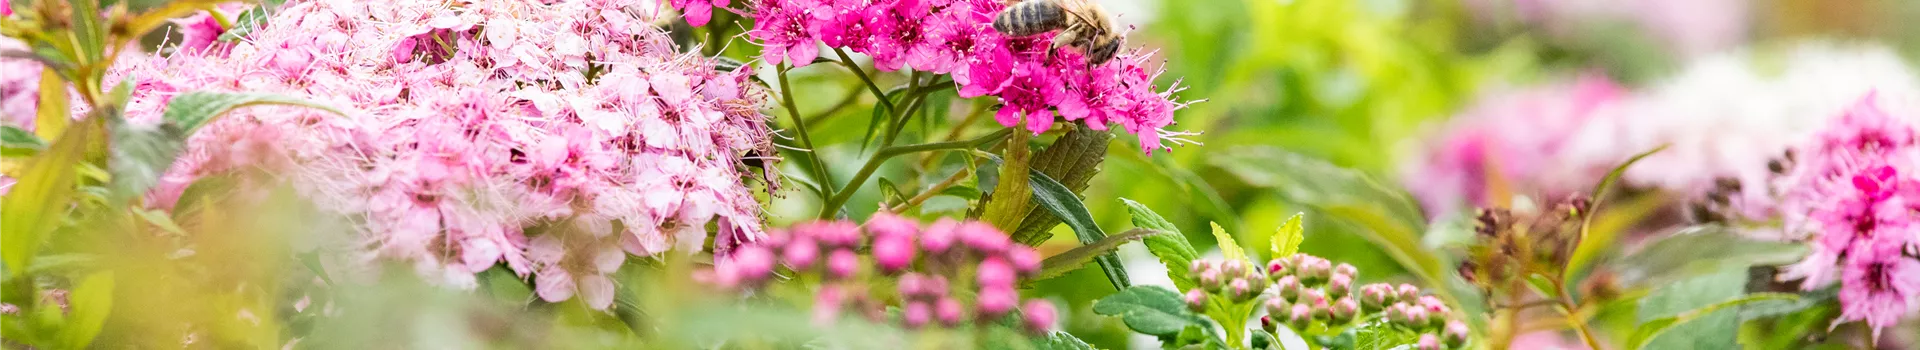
top-left (1556, 281), bottom-right (1604, 350)
top-left (206, 5), bottom-right (236, 29)
top-left (777, 65), bottom-right (836, 196)
top-left (817, 128), bottom-right (1014, 218)
top-left (833, 47), bottom-right (896, 114)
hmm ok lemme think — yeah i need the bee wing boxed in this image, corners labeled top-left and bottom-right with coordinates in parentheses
top-left (1056, 0), bottom-right (1105, 32)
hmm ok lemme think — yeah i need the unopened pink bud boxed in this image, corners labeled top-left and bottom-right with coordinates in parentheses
top-left (899, 273), bottom-right (928, 297)
top-left (732, 244), bottom-right (776, 283)
top-left (1326, 274), bottom-right (1352, 298)
top-left (1264, 297), bottom-right (1289, 316)
top-left (976, 286), bottom-right (1017, 318)
top-left (872, 235), bottom-right (916, 273)
top-left (977, 257), bottom-right (1017, 289)
top-left (1185, 289), bottom-right (1209, 312)
top-left (1403, 306), bottom-right (1430, 329)
top-left (1199, 269), bottom-right (1224, 292)
top-left (783, 237), bottom-right (819, 269)
top-left (1261, 315), bottom-right (1277, 333)
top-left (1360, 283), bottom-right (1396, 312)
top-left (1276, 275), bottom-right (1301, 300)
top-left (1416, 334), bottom-right (1442, 350)
top-left (903, 301), bottom-right (931, 328)
top-left (1311, 297), bottom-right (1331, 321)
top-left (1229, 278), bottom-right (1253, 301)
top-left (1334, 263), bottom-right (1358, 278)
top-left (1330, 297), bottom-right (1359, 323)
top-left (1444, 320), bottom-right (1469, 346)
top-left (813, 285), bottom-right (845, 325)
top-left (957, 222), bottom-right (1010, 254)
top-left (1396, 283), bottom-right (1421, 302)
top-left (1021, 300), bottom-right (1057, 334)
top-left (866, 212), bottom-right (919, 239)
top-left (1266, 259), bottom-right (1290, 277)
top-left (1008, 248), bottom-right (1042, 276)
top-left (921, 219), bottom-right (959, 253)
top-left (1287, 304), bottom-right (1313, 329)
top-left (826, 249), bottom-right (859, 279)
top-left (936, 297), bottom-right (965, 326)
top-left (1222, 259), bottom-right (1247, 277)
top-left (1191, 260), bottom-right (1215, 276)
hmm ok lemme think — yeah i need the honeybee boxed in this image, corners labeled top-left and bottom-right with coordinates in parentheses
top-left (991, 0), bottom-right (1125, 66)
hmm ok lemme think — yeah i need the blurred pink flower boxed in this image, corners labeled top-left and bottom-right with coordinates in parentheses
top-left (1403, 75), bottom-right (1625, 217)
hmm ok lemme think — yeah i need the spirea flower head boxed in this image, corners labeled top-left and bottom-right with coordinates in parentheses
top-left (100, 0), bottom-right (777, 309)
top-left (702, 214), bottom-right (1057, 335)
top-left (738, 0), bottom-right (1198, 153)
top-left (1769, 94), bottom-right (1920, 339)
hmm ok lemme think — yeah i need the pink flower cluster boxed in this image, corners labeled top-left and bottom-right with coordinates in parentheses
top-left (705, 213), bottom-right (1057, 334)
top-left (1403, 75), bottom-right (1627, 217)
top-left (96, 0), bottom-right (775, 308)
top-left (720, 0), bottom-right (1194, 152)
top-left (1773, 95), bottom-right (1920, 338)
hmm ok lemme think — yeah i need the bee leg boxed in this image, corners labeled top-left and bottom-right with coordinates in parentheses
top-left (1049, 24), bottom-right (1081, 61)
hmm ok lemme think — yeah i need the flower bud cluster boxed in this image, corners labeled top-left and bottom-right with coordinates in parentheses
top-left (1186, 257), bottom-right (1271, 308)
top-left (1193, 252), bottom-right (1470, 349)
top-left (1255, 254), bottom-right (1361, 329)
top-left (704, 213), bottom-right (1054, 334)
top-left (1360, 282), bottom-right (1469, 349)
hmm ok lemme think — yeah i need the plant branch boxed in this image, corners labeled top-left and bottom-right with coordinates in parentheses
top-left (889, 165), bottom-right (972, 212)
top-left (832, 47), bottom-right (895, 114)
top-left (1555, 279), bottom-right (1604, 350)
top-left (817, 128), bottom-right (1014, 218)
top-left (777, 65), bottom-right (836, 196)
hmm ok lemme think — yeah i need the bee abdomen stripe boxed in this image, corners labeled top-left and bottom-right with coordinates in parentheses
top-left (992, 1), bottom-right (1065, 37)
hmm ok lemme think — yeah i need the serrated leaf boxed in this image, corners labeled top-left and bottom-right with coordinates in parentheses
top-left (1270, 213), bottom-right (1304, 259)
top-left (1211, 222), bottom-right (1245, 262)
top-left (59, 272), bottom-right (113, 349)
top-left (216, 0), bottom-right (287, 42)
top-left (1027, 170), bottom-right (1129, 290)
top-left (979, 129), bottom-right (1032, 231)
top-left (1093, 286), bottom-right (1208, 337)
top-left (1629, 292), bottom-right (1800, 350)
top-left (1123, 198), bottom-right (1201, 291)
top-left (163, 91), bottom-right (344, 134)
top-left (1352, 321), bottom-right (1422, 350)
top-left (1034, 331), bottom-right (1095, 350)
top-left (1034, 228), bottom-right (1162, 281)
top-left (1, 118), bottom-right (95, 271)
top-left (1010, 127), bottom-right (1111, 244)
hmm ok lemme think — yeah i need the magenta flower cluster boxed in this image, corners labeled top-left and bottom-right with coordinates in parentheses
top-left (705, 213), bottom-right (1057, 334)
top-left (92, 0), bottom-right (776, 309)
top-left (704, 0), bottom-right (1194, 152)
top-left (1773, 95), bottom-right (1920, 338)
top-left (1188, 254), bottom-right (1466, 349)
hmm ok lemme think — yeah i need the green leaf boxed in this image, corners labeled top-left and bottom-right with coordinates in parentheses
top-left (132, 208), bottom-right (187, 236)
top-left (216, 0), bottom-right (288, 42)
top-left (1027, 170), bottom-right (1129, 290)
top-left (939, 185), bottom-right (982, 200)
top-left (1613, 226), bottom-right (1808, 285)
top-left (162, 91), bottom-right (343, 134)
top-left (1352, 321), bottom-right (1422, 350)
top-left (1034, 228), bottom-right (1163, 281)
top-left (1269, 213), bottom-right (1304, 259)
top-left (109, 91), bottom-right (342, 199)
top-left (1210, 222), bottom-right (1245, 262)
top-left (34, 70), bottom-right (68, 141)
top-left (1122, 198), bottom-right (1201, 291)
top-left (1010, 127), bottom-right (1112, 244)
top-left (1, 118), bottom-right (95, 271)
top-left (1634, 268), bottom-right (1747, 350)
top-left (1, 126), bottom-right (46, 152)
top-left (1093, 286), bottom-right (1208, 337)
top-left (1629, 293), bottom-right (1801, 350)
top-left (1567, 145), bottom-right (1668, 282)
top-left (59, 272), bottom-right (113, 349)
top-left (1034, 331), bottom-right (1095, 350)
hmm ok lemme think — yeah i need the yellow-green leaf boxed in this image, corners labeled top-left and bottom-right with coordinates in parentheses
top-left (33, 70), bottom-right (68, 141)
top-left (0, 118), bottom-right (95, 271)
top-left (1270, 213), bottom-right (1305, 259)
top-left (59, 272), bottom-right (114, 349)
top-left (1210, 222), bottom-right (1244, 262)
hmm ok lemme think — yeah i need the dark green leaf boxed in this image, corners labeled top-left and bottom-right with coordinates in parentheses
top-left (1630, 292), bottom-right (1800, 350)
top-left (1034, 228), bottom-right (1163, 281)
top-left (1010, 127), bottom-right (1111, 244)
top-left (161, 91), bottom-right (344, 134)
top-left (1027, 170), bottom-right (1129, 290)
top-left (216, 0), bottom-right (288, 42)
top-left (110, 92), bottom-right (342, 199)
top-left (1093, 286), bottom-right (1208, 337)
top-left (1122, 198), bottom-right (1200, 291)
top-left (1034, 331), bottom-right (1095, 350)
